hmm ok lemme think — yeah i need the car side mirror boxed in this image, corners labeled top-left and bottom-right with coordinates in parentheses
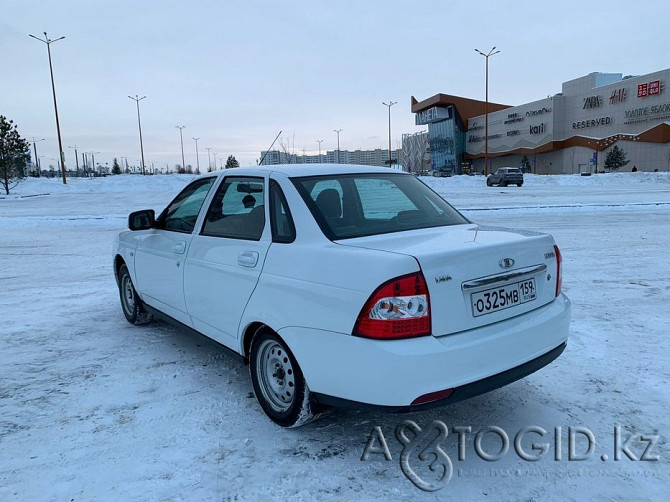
top-left (128, 209), bottom-right (155, 230)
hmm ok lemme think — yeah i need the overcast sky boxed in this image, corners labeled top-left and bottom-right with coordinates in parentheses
top-left (1, 0), bottom-right (668, 170)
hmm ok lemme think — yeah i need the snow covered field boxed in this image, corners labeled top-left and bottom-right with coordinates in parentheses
top-left (1, 173), bottom-right (668, 501)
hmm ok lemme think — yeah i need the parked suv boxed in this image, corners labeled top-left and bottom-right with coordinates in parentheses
top-left (487, 167), bottom-right (524, 187)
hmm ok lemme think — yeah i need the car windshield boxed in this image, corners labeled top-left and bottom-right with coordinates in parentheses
top-left (292, 173), bottom-right (469, 240)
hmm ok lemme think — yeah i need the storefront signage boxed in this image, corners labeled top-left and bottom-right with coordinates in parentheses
top-left (415, 106), bottom-right (452, 125)
top-left (609, 88), bottom-right (626, 105)
top-left (468, 133), bottom-right (503, 142)
top-left (504, 112), bottom-right (524, 124)
top-left (507, 130), bottom-right (520, 136)
top-left (525, 107), bottom-right (552, 117)
top-left (637, 80), bottom-right (662, 98)
top-left (572, 117), bottom-right (612, 129)
top-left (583, 96), bottom-right (603, 109)
top-left (624, 103), bottom-right (670, 119)
top-left (529, 123), bottom-right (546, 135)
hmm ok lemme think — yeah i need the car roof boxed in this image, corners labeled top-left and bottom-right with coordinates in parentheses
top-left (209, 164), bottom-right (409, 178)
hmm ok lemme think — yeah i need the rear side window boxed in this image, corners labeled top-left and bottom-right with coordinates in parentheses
top-left (270, 180), bottom-right (296, 243)
top-left (201, 177), bottom-right (265, 240)
top-left (292, 173), bottom-right (469, 240)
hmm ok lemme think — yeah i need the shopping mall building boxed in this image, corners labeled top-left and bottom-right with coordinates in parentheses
top-left (408, 68), bottom-right (670, 174)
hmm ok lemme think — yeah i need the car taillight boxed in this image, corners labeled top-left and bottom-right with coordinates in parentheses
top-left (353, 272), bottom-right (431, 339)
top-left (554, 244), bottom-right (562, 297)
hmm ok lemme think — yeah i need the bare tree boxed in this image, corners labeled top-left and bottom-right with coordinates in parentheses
top-left (278, 132), bottom-right (296, 164)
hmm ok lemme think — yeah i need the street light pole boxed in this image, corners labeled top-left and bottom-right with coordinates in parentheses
top-left (316, 139), bottom-right (323, 163)
top-left (90, 151), bottom-right (100, 174)
top-left (212, 152), bottom-right (218, 170)
top-left (192, 137), bottom-right (200, 173)
top-left (128, 95), bottom-right (147, 175)
top-left (382, 101), bottom-right (397, 167)
top-left (31, 138), bottom-right (45, 176)
top-left (334, 129), bottom-right (343, 163)
top-left (68, 145), bottom-right (79, 176)
top-left (176, 126), bottom-right (186, 171)
top-left (475, 46), bottom-right (500, 176)
top-left (29, 31), bottom-right (67, 184)
top-left (205, 147), bottom-right (212, 172)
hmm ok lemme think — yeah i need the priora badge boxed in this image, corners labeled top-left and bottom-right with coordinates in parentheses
top-left (499, 258), bottom-right (515, 269)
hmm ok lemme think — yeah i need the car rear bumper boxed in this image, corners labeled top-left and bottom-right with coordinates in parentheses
top-left (312, 341), bottom-right (566, 412)
top-left (278, 293), bottom-right (571, 407)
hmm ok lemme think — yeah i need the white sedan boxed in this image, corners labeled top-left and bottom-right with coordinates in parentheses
top-left (113, 165), bottom-right (571, 427)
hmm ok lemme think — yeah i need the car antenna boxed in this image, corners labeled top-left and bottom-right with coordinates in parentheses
top-left (258, 130), bottom-right (282, 166)
top-left (474, 226), bottom-right (479, 242)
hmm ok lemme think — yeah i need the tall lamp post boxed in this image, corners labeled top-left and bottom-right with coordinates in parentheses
top-left (31, 138), bottom-right (45, 176)
top-left (334, 129), bottom-right (343, 163)
top-left (192, 137), bottom-right (200, 173)
top-left (316, 139), bottom-right (323, 163)
top-left (475, 46), bottom-right (500, 176)
top-left (68, 145), bottom-right (79, 176)
top-left (176, 126), bottom-right (186, 171)
top-left (128, 95), bottom-right (147, 175)
top-left (29, 31), bottom-right (67, 184)
top-left (382, 100), bottom-right (397, 167)
top-left (205, 147), bottom-right (212, 172)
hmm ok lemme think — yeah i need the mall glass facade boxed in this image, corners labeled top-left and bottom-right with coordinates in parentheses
top-left (426, 106), bottom-right (466, 174)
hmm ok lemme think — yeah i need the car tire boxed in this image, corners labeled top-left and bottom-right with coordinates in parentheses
top-left (249, 329), bottom-right (320, 428)
top-left (502, 181), bottom-right (508, 187)
top-left (118, 263), bottom-right (153, 325)
top-left (486, 179), bottom-right (492, 187)
top-left (517, 183), bottom-right (523, 187)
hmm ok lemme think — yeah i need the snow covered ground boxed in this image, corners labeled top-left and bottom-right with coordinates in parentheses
top-left (1, 173), bottom-right (668, 501)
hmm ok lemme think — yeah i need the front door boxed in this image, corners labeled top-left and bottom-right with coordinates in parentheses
top-left (134, 177), bottom-right (216, 324)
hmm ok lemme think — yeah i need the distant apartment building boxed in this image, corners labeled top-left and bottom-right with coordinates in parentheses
top-left (260, 148), bottom-right (402, 167)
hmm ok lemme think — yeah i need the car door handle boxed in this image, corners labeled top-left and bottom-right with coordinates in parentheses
top-left (237, 251), bottom-right (259, 267)
top-left (172, 241), bottom-right (187, 254)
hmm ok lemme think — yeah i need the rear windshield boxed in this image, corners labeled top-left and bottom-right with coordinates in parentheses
top-left (505, 168), bottom-right (522, 173)
top-left (292, 173), bottom-right (469, 240)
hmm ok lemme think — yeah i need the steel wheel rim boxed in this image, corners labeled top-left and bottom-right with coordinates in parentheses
top-left (121, 274), bottom-right (135, 315)
top-left (256, 339), bottom-right (295, 412)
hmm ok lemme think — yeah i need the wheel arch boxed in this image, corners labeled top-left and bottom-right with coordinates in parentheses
top-left (241, 321), bottom-right (270, 364)
top-left (113, 254), bottom-right (126, 285)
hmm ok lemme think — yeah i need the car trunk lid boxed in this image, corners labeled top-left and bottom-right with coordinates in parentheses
top-left (339, 224), bottom-right (559, 337)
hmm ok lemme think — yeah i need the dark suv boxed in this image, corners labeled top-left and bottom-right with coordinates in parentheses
top-left (487, 167), bottom-right (524, 187)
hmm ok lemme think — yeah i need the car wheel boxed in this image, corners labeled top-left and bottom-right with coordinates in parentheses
top-left (249, 329), bottom-right (319, 428)
top-left (501, 181), bottom-right (508, 187)
top-left (118, 263), bottom-right (153, 325)
top-left (517, 183), bottom-right (523, 187)
top-left (486, 179), bottom-right (492, 186)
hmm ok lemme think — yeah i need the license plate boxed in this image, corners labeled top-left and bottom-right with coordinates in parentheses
top-left (471, 279), bottom-right (536, 317)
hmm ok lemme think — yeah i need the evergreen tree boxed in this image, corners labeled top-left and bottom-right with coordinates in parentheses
top-left (520, 156), bottom-right (531, 172)
top-left (112, 158), bottom-right (122, 175)
top-left (604, 145), bottom-right (630, 171)
top-left (225, 155), bottom-right (240, 169)
top-left (0, 115), bottom-right (30, 195)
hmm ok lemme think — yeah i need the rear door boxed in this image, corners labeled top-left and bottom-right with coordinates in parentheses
top-left (184, 175), bottom-right (271, 348)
